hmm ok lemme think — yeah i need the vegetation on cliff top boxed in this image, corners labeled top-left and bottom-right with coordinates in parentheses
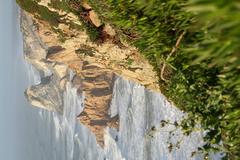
top-left (17, 0), bottom-right (61, 26)
top-left (88, 1), bottom-right (240, 159)
top-left (17, 0), bottom-right (240, 159)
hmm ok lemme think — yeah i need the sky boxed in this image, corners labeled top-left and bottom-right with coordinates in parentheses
top-left (0, 0), bottom-right (19, 159)
top-left (0, 0), bottom-right (38, 159)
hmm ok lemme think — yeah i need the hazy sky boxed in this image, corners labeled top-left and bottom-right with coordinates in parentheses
top-left (0, 0), bottom-right (38, 159)
top-left (0, 0), bottom-right (19, 159)
top-left (0, 1), bottom-right (67, 159)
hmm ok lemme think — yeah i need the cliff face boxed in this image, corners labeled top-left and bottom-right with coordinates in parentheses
top-left (20, 2), bottom-right (223, 160)
top-left (21, 0), bottom-right (160, 146)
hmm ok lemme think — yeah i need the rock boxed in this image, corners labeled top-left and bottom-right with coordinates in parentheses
top-left (89, 10), bottom-right (102, 27)
top-left (82, 1), bottom-right (92, 10)
top-left (53, 63), bottom-right (68, 79)
top-left (58, 23), bottom-right (69, 33)
top-left (24, 59), bottom-right (68, 113)
top-left (25, 75), bottom-right (64, 113)
top-left (48, 45), bottom-right (65, 55)
top-left (103, 24), bottom-right (116, 37)
top-left (21, 11), bottom-right (49, 59)
top-left (21, 12), bottom-right (69, 113)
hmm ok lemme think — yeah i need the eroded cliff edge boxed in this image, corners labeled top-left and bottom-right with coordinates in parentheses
top-left (20, 1), bottom-right (160, 146)
top-left (20, 4), bottom-right (223, 160)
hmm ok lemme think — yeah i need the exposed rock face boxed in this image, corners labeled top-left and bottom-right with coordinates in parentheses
top-left (77, 62), bottom-right (118, 146)
top-left (21, 10), bottom-right (118, 145)
top-left (21, 11), bottom-right (64, 113)
top-left (20, 0), bottom-right (159, 146)
top-left (88, 10), bottom-right (102, 27)
top-left (21, 11), bottom-right (47, 59)
top-left (20, 3), bottom-right (223, 160)
top-left (24, 59), bottom-right (68, 113)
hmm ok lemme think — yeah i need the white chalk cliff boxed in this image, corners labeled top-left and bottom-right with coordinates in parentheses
top-left (20, 5), bottom-right (223, 160)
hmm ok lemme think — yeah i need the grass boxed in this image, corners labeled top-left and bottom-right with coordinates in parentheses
top-left (17, 0), bottom-right (61, 26)
top-left (49, 0), bottom-right (103, 42)
top-left (87, 1), bottom-right (240, 159)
